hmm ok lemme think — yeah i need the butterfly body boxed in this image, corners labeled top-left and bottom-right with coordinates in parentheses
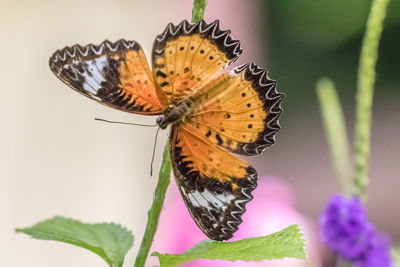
top-left (156, 96), bottom-right (196, 129)
top-left (50, 20), bottom-right (283, 241)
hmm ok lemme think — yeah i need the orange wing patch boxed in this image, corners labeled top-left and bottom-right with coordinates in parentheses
top-left (117, 49), bottom-right (168, 113)
top-left (152, 20), bottom-right (242, 105)
top-left (187, 63), bottom-right (283, 155)
top-left (170, 124), bottom-right (257, 241)
top-left (49, 39), bottom-right (168, 114)
top-left (173, 123), bottom-right (249, 182)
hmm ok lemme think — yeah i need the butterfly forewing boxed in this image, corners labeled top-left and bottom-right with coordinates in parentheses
top-left (49, 39), bottom-right (168, 114)
top-left (152, 20), bottom-right (242, 105)
top-left (170, 124), bottom-right (257, 241)
top-left (186, 63), bottom-right (283, 155)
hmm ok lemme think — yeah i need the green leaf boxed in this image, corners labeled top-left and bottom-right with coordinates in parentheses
top-left (16, 216), bottom-right (134, 267)
top-left (152, 224), bottom-right (305, 267)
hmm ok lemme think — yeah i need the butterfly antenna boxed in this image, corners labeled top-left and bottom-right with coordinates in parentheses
top-left (94, 118), bottom-right (157, 127)
top-left (150, 127), bottom-right (161, 177)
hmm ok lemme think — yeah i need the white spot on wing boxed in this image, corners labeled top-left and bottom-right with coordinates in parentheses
top-left (188, 189), bottom-right (235, 211)
top-left (202, 189), bottom-right (224, 208)
top-left (86, 59), bottom-right (105, 84)
top-left (94, 56), bottom-right (108, 74)
top-left (82, 83), bottom-right (97, 94)
top-left (202, 189), bottom-right (234, 211)
top-left (78, 56), bottom-right (109, 95)
top-left (82, 74), bottom-right (101, 93)
top-left (214, 191), bottom-right (235, 203)
top-left (190, 191), bottom-right (209, 208)
top-left (188, 194), bottom-right (200, 207)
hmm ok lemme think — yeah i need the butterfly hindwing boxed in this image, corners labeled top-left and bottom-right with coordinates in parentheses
top-left (186, 63), bottom-right (283, 155)
top-left (170, 124), bottom-right (257, 241)
top-left (49, 39), bottom-right (168, 114)
top-left (152, 20), bottom-right (242, 105)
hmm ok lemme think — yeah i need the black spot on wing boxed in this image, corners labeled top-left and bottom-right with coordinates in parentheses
top-left (215, 134), bottom-right (223, 145)
top-left (156, 70), bottom-right (167, 78)
top-left (160, 81), bottom-right (169, 87)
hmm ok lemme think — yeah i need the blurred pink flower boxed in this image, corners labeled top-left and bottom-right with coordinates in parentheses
top-left (150, 177), bottom-right (323, 266)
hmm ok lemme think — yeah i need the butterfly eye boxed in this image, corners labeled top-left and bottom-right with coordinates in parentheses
top-left (156, 115), bottom-right (169, 129)
top-left (156, 116), bottom-right (163, 124)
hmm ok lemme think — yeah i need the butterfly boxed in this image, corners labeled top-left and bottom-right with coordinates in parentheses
top-left (49, 20), bottom-right (283, 241)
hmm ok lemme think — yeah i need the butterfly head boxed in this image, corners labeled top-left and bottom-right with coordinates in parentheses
top-left (156, 115), bottom-right (169, 130)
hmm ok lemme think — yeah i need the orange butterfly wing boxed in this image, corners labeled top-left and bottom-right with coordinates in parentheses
top-left (152, 20), bottom-right (242, 105)
top-left (186, 63), bottom-right (283, 155)
top-left (50, 39), bottom-right (168, 114)
top-left (170, 124), bottom-right (257, 241)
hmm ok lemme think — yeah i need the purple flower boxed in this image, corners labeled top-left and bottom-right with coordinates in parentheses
top-left (320, 194), bottom-right (368, 259)
top-left (320, 194), bottom-right (392, 266)
top-left (354, 231), bottom-right (392, 267)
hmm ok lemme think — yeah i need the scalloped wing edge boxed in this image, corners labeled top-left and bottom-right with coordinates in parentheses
top-left (152, 19), bottom-right (242, 66)
top-left (231, 63), bottom-right (284, 155)
top-left (219, 166), bottom-right (257, 240)
top-left (49, 39), bottom-right (140, 68)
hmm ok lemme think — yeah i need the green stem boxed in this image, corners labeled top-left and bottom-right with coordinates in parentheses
top-left (353, 0), bottom-right (391, 200)
top-left (134, 142), bottom-right (172, 267)
top-left (316, 78), bottom-right (352, 196)
top-left (192, 0), bottom-right (207, 23)
top-left (134, 3), bottom-right (206, 265)
top-left (392, 246), bottom-right (400, 265)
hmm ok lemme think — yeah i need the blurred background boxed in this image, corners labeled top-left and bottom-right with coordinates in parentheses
top-left (1, 0), bottom-right (399, 266)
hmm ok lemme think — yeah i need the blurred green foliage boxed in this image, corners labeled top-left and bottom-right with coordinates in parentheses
top-left (263, 0), bottom-right (400, 117)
